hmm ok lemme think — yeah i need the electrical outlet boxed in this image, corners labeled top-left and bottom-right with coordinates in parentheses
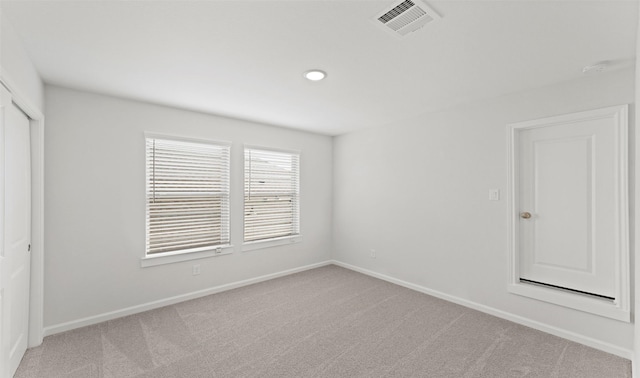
top-left (370, 249), bottom-right (376, 258)
top-left (192, 264), bottom-right (201, 276)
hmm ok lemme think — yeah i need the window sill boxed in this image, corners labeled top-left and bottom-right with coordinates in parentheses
top-left (141, 245), bottom-right (234, 267)
top-left (242, 235), bottom-right (302, 252)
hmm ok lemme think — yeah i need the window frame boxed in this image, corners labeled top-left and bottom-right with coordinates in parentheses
top-left (141, 132), bottom-right (234, 267)
top-left (242, 145), bottom-right (301, 251)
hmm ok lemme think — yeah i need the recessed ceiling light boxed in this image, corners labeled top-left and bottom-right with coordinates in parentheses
top-left (304, 70), bottom-right (327, 81)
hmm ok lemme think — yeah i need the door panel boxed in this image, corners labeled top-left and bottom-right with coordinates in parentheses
top-left (3, 101), bottom-right (31, 377)
top-left (533, 136), bottom-right (592, 271)
top-left (518, 116), bottom-right (615, 298)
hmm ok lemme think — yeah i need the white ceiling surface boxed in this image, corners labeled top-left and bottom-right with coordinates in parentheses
top-left (1, 1), bottom-right (637, 135)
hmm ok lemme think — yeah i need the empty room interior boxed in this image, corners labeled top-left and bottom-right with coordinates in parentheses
top-left (1, 0), bottom-right (640, 377)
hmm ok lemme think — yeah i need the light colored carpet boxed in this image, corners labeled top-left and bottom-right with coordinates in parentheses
top-left (15, 265), bottom-right (631, 377)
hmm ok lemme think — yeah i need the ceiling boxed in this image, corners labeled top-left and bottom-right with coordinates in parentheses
top-left (1, 0), bottom-right (637, 135)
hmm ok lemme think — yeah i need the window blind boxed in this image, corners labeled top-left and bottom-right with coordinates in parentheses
top-left (146, 137), bottom-right (230, 255)
top-left (244, 148), bottom-right (300, 242)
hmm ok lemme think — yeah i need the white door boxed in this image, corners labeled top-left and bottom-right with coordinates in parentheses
top-left (517, 108), bottom-right (623, 299)
top-left (0, 89), bottom-right (31, 377)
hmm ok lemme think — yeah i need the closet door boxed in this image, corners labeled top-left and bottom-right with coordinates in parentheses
top-left (0, 88), bottom-right (32, 378)
top-left (508, 105), bottom-right (629, 321)
top-left (518, 116), bottom-right (614, 297)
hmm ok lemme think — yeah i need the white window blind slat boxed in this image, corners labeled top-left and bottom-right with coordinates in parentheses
top-left (244, 148), bottom-right (300, 243)
top-left (146, 137), bottom-right (230, 256)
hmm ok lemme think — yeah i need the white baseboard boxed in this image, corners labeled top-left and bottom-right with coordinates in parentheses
top-left (43, 260), bottom-right (332, 337)
top-left (42, 259), bottom-right (634, 361)
top-left (331, 260), bottom-right (633, 360)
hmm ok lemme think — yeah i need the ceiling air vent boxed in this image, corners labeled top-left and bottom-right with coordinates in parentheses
top-left (373, 0), bottom-right (441, 37)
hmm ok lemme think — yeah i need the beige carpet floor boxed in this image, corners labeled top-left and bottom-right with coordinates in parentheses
top-left (15, 265), bottom-right (631, 378)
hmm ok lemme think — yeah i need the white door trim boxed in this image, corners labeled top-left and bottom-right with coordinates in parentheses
top-left (507, 105), bottom-right (630, 322)
top-left (0, 69), bottom-right (45, 348)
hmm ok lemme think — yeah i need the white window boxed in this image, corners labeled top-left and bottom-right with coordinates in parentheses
top-left (244, 147), bottom-right (300, 245)
top-left (145, 136), bottom-right (230, 257)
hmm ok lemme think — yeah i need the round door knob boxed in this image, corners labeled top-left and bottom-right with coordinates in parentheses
top-left (520, 212), bottom-right (532, 219)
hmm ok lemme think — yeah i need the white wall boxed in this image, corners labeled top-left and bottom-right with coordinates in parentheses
top-left (634, 3), bottom-right (640, 374)
top-left (0, 11), bottom-right (43, 111)
top-left (43, 86), bottom-right (332, 328)
top-left (333, 68), bottom-right (635, 353)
